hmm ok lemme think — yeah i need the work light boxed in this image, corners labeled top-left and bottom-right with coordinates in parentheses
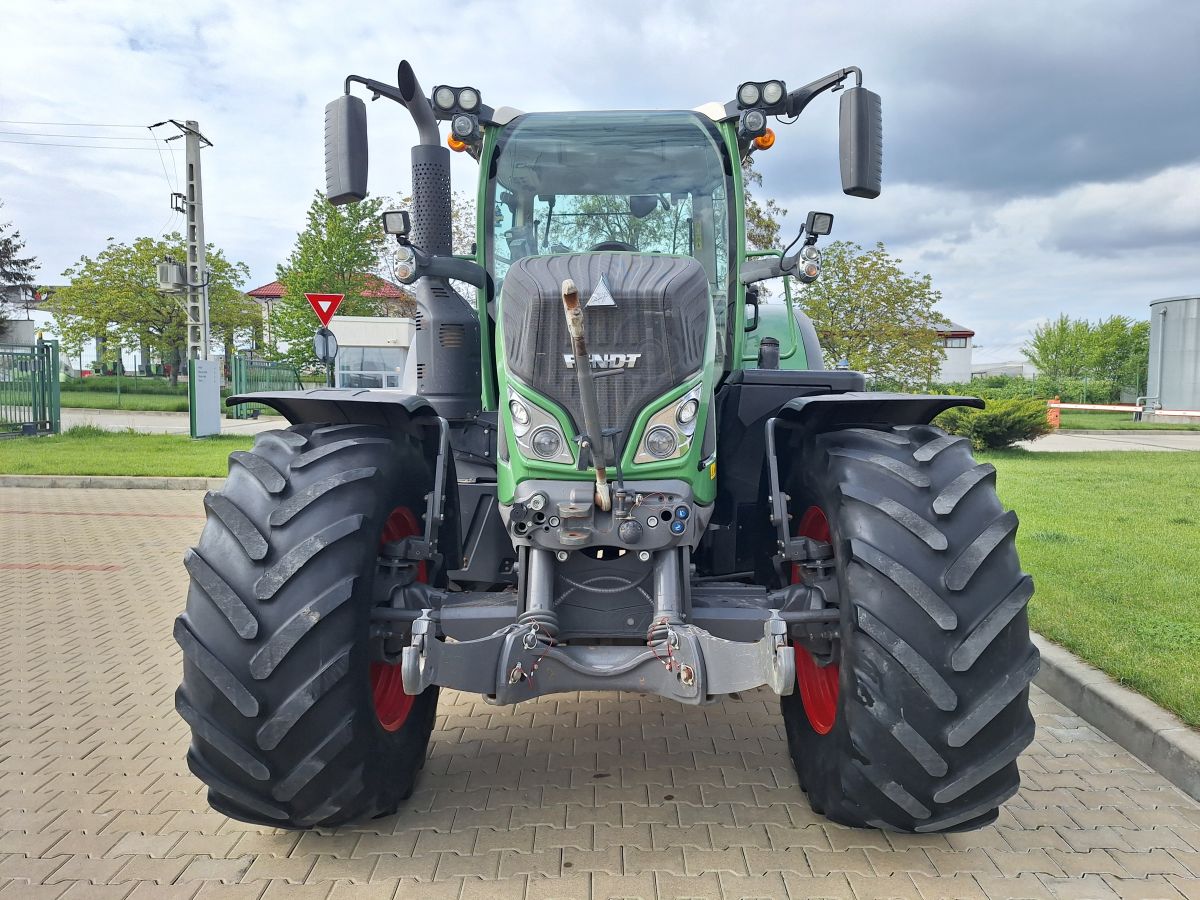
top-left (433, 86), bottom-right (456, 110)
top-left (737, 82), bottom-right (761, 107)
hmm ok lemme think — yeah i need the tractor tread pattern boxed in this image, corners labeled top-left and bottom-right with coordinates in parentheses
top-left (841, 483), bottom-right (948, 550)
top-left (253, 515), bottom-right (364, 600)
top-left (256, 647), bottom-right (352, 751)
top-left (291, 437), bottom-right (392, 470)
top-left (849, 538), bottom-right (956, 630)
top-left (203, 492), bottom-right (268, 560)
top-left (177, 423), bottom-right (439, 828)
top-left (826, 448), bottom-right (930, 488)
top-left (945, 510), bottom-right (1019, 591)
top-left (951, 575), bottom-right (1034, 672)
top-left (269, 468), bottom-right (377, 527)
top-left (933, 464), bottom-right (996, 516)
top-left (183, 549), bottom-right (258, 639)
top-left (248, 577), bottom-right (356, 680)
top-left (781, 423), bottom-right (1038, 833)
top-left (173, 617), bottom-right (259, 717)
top-left (856, 614), bottom-right (958, 712)
top-left (228, 451), bottom-right (286, 494)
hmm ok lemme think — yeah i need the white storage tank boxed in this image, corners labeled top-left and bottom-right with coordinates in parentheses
top-left (1147, 295), bottom-right (1200, 414)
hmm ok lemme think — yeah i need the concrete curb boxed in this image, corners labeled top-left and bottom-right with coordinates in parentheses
top-left (0, 474), bottom-right (225, 491)
top-left (1056, 434), bottom-right (1195, 441)
top-left (1033, 633), bottom-right (1200, 802)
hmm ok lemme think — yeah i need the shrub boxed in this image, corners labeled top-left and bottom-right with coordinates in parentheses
top-left (934, 398), bottom-right (1051, 450)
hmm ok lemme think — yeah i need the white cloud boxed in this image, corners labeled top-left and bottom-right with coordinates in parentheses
top-left (2, 0), bottom-right (1198, 364)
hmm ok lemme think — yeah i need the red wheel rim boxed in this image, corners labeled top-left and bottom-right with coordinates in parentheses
top-left (793, 505), bottom-right (840, 735)
top-left (370, 506), bottom-right (423, 732)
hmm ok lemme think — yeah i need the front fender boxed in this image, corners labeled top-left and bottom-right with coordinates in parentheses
top-left (777, 391), bottom-right (983, 435)
top-left (226, 388), bottom-right (434, 432)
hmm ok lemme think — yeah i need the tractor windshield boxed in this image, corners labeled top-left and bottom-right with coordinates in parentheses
top-left (486, 109), bottom-right (734, 302)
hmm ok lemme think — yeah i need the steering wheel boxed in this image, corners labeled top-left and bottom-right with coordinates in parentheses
top-left (589, 240), bottom-right (638, 252)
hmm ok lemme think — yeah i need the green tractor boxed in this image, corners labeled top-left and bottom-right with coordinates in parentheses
top-left (176, 60), bottom-right (1038, 833)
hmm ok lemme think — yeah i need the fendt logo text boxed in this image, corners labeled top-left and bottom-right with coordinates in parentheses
top-left (563, 353), bottom-right (642, 370)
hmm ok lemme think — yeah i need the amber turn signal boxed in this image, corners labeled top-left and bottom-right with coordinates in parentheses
top-left (447, 135), bottom-right (468, 152)
top-left (753, 129), bottom-right (776, 151)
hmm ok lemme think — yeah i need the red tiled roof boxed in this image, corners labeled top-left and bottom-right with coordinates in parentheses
top-left (246, 274), bottom-right (408, 301)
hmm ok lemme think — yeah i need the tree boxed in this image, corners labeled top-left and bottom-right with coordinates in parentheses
top-left (48, 234), bottom-right (255, 384)
top-left (1022, 314), bottom-right (1149, 398)
top-left (270, 191), bottom-right (391, 370)
top-left (742, 158), bottom-right (786, 251)
top-left (799, 241), bottom-right (948, 387)
top-left (0, 200), bottom-right (39, 340)
top-left (1021, 314), bottom-right (1092, 381)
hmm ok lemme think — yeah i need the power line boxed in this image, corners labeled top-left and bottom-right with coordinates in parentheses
top-left (0, 129), bottom-right (160, 141)
top-left (0, 138), bottom-right (181, 151)
top-left (0, 119), bottom-right (146, 128)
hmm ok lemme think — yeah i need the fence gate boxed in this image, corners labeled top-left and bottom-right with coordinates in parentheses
top-left (0, 339), bottom-right (60, 436)
top-left (228, 356), bottom-right (302, 419)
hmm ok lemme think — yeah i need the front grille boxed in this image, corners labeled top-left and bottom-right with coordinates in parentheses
top-left (501, 254), bottom-right (711, 449)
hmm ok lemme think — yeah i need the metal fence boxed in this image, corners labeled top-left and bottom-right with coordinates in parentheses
top-left (228, 356), bottom-right (302, 419)
top-left (0, 339), bottom-right (60, 436)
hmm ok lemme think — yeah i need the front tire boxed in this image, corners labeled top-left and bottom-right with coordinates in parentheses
top-left (175, 423), bottom-right (439, 828)
top-left (781, 424), bottom-right (1038, 832)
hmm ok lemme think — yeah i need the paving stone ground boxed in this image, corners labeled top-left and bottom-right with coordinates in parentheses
top-left (1, 485), bottom-right (1198, 899)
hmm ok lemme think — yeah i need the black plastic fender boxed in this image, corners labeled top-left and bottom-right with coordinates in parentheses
top-left (226, 388), bottom-right (434, 432)
top-left (776, 391), bottom-right (983, 435)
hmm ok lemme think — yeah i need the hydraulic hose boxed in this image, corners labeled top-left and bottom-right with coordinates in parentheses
top-left (561, 278), bottom-right (611, 511)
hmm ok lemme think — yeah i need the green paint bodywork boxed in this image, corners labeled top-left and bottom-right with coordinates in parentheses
top-left (473, 113), bottom-right (803, 504)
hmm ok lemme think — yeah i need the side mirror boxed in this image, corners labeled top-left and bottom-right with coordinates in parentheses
top-left (325, 94), bottom-right (368, 205)
top-left (838, 86), bottom-right (882, 199)
top-left (745, 287), bottom-right (760, 331)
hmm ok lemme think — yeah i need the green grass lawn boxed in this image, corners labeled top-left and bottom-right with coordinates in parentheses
top-left (1059, 409), bottom-right (1200, 431)
top-left (0, 426), bottom-right (252, 476)
top-left (59, 390), bottom-right (192, 412)
top-left (986, 450), bottom-right (1200, 726)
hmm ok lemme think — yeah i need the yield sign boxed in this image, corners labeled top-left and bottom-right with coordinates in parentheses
top-left (304, 293), bottom-right (344, 327)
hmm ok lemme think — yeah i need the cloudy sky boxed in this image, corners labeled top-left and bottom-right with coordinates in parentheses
top-left (2, 0), bottom-right (1197, 363)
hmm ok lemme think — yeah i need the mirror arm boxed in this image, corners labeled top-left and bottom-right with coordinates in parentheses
top-left (784, 67), bottom-right (861, 118)
top-left (740, 254), bottom-right (801, 285)
top-left (344, 72), bottom-right (440, 146)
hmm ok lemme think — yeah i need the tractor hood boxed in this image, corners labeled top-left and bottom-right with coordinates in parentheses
top-left (500, 252), bottom-right (711, 452)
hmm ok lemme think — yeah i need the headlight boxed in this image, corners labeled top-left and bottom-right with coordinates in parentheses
top-left (737, 82), bottom-right (761, 107)
top-left (762, 80), bottom-right (784, 105)
top-left (433, 86), bottom-right (456, 110)
top-left (509, 398), bottom-right (531, 428)
top-left (644, 426), bottom-right (678, 459)
top-left (451, 113), bottom-right (476, 138)
top-left (531, 427), bottom-right (563, 460)
top-left (635, 382), bottom-right (704, 465)
top-left (676, 398), bottom-right (699, 426)
top-left (508, 388), bottom-right (573, 464)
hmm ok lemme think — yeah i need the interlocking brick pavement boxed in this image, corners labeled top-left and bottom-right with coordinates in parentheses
top-left (1, 485), bottom-right (1198, 899)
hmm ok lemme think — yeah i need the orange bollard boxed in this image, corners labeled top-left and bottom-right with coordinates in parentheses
top-left (1047, 397), bottom-right (1061, 429)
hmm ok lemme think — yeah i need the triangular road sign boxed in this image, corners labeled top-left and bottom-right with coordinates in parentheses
top-left (305, 292), bottom-right (345, 327)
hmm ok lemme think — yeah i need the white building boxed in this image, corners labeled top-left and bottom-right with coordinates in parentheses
top-left (328, 315), bottom-right (414, 388)
top-left (936, 322), bottom-right (975, 383)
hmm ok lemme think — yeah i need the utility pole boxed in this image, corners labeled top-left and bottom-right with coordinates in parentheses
top-left (156, 118), bottom-right (218, 436)
top-left (183, 120), bottom-right (212, 361)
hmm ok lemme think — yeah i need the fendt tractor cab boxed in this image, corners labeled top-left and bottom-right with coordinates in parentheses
top-left (176, 61), bottom-right (1038, 833)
